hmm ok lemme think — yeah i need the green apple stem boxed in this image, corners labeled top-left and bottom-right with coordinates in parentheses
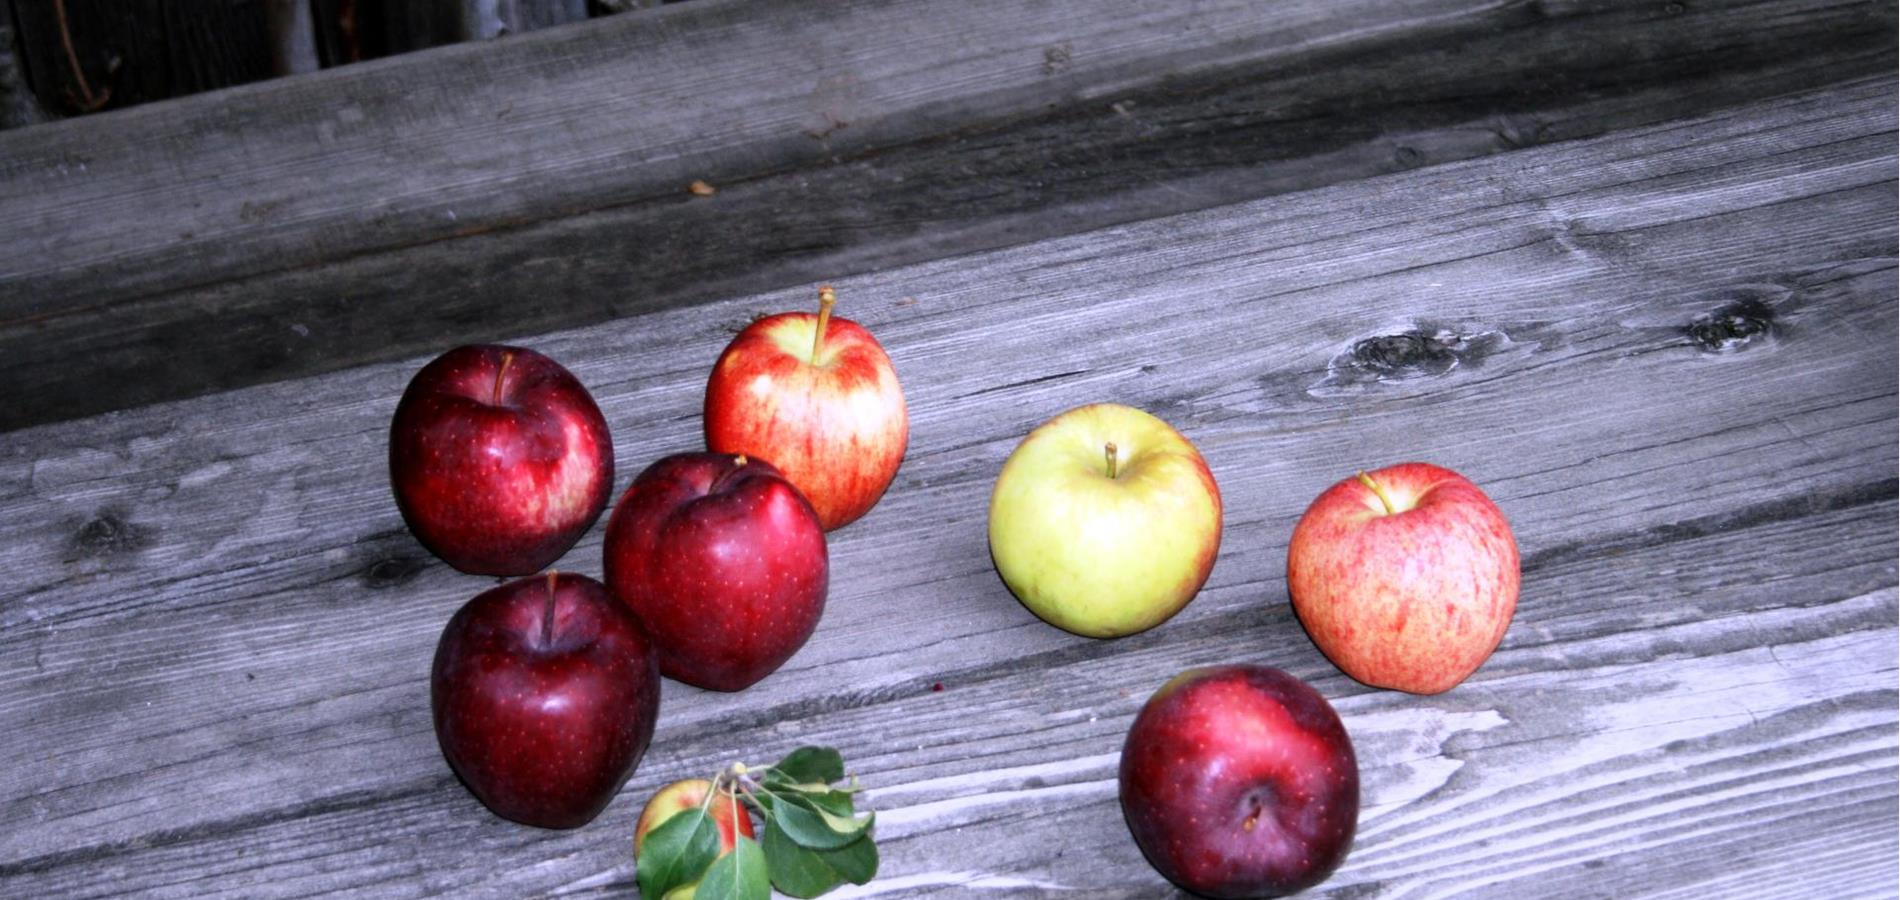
top-left (1105, 442), bottom-right (1119, 479)
top-left (1356, 471), bottom-right (1397, 515)
top-left (811, 286), bottom-right (837, 365)
top-left (540, 570), bottom-right (558, 647)
top-left (493, 351), bottom-right (515, 407)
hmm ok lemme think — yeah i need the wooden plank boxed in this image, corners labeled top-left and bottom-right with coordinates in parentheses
top-left (0, 0), bottom-right (1890, 431)
top-left (0, 78), bottom-right (1893, 895)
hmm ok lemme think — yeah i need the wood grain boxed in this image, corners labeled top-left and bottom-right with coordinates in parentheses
top-left (0, 78), bottom-right (1893, 896)
top-left (0, 0), bottom-right (1890, 431)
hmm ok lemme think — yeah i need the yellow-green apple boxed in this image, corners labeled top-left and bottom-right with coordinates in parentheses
top-left (634, 778), bottom-right (756, 856)
top-left (603, 452), bottom-right (828, 691)
top-left (988, 403), bottom-right (1222, 638)
top-left (704, 286), bottom-right (908, 531)
top-left (1120, 665), bottom-right (1358, 898)
top-left (390, 344), bottom-right (613, 575)
top-left (431, 572), bottom-right (660, 829)
top-left (1287, 462), bottom-right (1519, 694)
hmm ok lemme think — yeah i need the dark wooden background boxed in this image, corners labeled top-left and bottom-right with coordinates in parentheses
top-left (0, 1), bottom-right (1895, 897)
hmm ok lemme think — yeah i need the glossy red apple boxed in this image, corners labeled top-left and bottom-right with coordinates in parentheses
top-left (603, 452), bottom-right (828, 691)
top-left (432, 572), bottom-right (661, 829)
top-left (390, 344), bottom-right (614, 576)
top-left (1287, 462), bottom-right (1519, 694)
top-left (1120, 665), bottom-right (1358, 898)
top-left (704, 286), bottom-right (907, 530)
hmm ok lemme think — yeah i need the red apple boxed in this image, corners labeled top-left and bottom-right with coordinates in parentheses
top-left (704, 286), bottom-right (907, 530)
top-left (432, 572), bottom-right (661, 829)
top-left (1120, 665), bottom-right (1358, 898)
top-left (634, 778), bottom-right (756, 855)
top-left (1286, 462), bottom-right (1519, 694)
top-left (603, 452), bottom-right (828, 691)
top-left (390, 344), bottom-right (614, 576)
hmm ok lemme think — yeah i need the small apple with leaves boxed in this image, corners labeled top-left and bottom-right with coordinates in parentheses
top-left (634, 746), bottom-right (878, 900)
top-left (635, 779), bottom-right (757, 899)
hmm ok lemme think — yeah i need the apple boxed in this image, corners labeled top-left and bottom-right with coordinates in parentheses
top-left (987, 403), bottom-right (1222, 638)
top-left (1120, 665), bottom-right (1359, 898)
top-left (1286, 462), bottom-right (1519, 694)
top-left (603, 452), bottom-right (828, 691)
top-left (704, 286), bottom-right (908, 531)
top-left (634, 778), bottom-right (757, 856)
top-left (431, 572), bottom-right (661, 829)
top-left (390, 344), bottom-right (614, 576)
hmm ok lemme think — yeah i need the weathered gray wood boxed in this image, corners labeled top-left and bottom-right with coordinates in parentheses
top-left (0, 0), bottom-right (1890, 432)
top-left (0, 78), bottom-right (1893, 896)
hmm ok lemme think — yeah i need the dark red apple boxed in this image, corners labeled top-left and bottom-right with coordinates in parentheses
top-left (602, 452), bottom-right (827, 692)
top-left (432, 572), bottom-right (661, 829)
top-left (1120, 665), bottom-right (1358, 898)
top-left (390, 344), bottom-right (613, 576)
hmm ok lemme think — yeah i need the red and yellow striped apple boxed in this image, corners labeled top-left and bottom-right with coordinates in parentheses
top-left (1287, 462), bottom-right (1519, 694)
top-left (704, 287), bottom-right (907, 531)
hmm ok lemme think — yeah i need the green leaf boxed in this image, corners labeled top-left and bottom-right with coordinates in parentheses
top-left (772, 795), bottom-right (870, 850)
top-left (814, 834), bottom-right (878, 885)
top-left (797, 789), bottom-right (859, 818)
top-left (760, 773), bottom-right (835, 795)
top-left (636, 807), bottom-right (721, 900)
top-left (762, 819), bottom-right (843, 898)
top-left (771, 747), bottom-right (845, 785)
top-left (695, 835), bottom-right (769, 900)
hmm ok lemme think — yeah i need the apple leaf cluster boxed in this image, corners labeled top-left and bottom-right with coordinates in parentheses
top-left (636, 747), bottom-right (877, 900)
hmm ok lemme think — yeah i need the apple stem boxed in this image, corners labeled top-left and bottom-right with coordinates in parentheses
top-left (493, 351), bottom-right (515, 407)
top-left (1104, 442), bottom-right (1119, 479)
top-left (811, 286), bottom-right (837, 366)
top-left (540, 570), bottom-right (558, 647)
top-left (1357, 471), bottom-right (1397, 515)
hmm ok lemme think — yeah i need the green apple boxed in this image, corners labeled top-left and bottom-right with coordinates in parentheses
top-left (988, 403), bottom-right (1223, 637)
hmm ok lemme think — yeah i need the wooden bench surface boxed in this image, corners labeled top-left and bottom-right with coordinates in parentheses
top-left (0, 0), bottom-right (1891, 432)
top-left (0, 2), bottom-right (1895, 898)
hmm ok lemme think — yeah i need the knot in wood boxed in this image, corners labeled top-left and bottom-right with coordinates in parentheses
top-left (1685, 297), bottom-right (1774, 353)
top-left (1350, 331), bottom-right (1460, 378)
top-left (69, 510), bottom-right (152, 560)
top-left (362, 555), bottom-right (427, 589)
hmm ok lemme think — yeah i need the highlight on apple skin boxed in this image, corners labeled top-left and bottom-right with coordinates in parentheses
top-left (1119, 665), bottom-right (1359, 899)
top-left (431, 572), bottom-right (661, 830)
top-left (987, 402), bottom-right (1222, 638)
top-left (1286, 462), bottom-right (1520, 695)
top-left (389, 344), bottom-right (614, 576)
top-left (704, 286), bottom-right (908, 531)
